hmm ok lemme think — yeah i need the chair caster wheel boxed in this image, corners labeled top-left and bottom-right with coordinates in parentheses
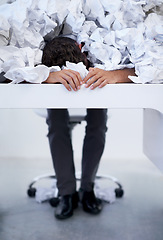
top-left (49, 197), bottom-right (60, 207)
top-left (115, 188), bottom-right (124, 198)
top-left (27, 187), bottom-right (36, 197)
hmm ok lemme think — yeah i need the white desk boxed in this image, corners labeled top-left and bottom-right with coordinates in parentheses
top-left (0, 83), bottom-right (163, 171)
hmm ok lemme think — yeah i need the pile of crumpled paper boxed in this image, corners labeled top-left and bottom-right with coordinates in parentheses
top-left (0, 0), bottom-right (162, 84)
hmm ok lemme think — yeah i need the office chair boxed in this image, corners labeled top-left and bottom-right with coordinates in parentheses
top-left (27, 109), bottom-right (124, 206)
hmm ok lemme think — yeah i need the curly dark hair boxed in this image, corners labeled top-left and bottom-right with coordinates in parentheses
top-left (42, 37), bottom-right (87, 68)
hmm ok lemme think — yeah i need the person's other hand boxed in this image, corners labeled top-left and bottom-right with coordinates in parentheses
top-left (82, 68), bottom-right (133, 89)
top-left (44, 69), bottom-right (82, 91)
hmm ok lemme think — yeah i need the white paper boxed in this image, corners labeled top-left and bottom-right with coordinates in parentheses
top-left (0, 0), bottom-right (162, 84)
top-left (5, 65), bottom-right (50, 83)
top-left (0, 14), bottom-right (10, 46)
top-left (63, 61), bottom-right (88, 80)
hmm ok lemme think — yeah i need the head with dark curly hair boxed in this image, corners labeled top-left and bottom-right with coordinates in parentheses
top-left (42, 37), bottom-right (88, 68)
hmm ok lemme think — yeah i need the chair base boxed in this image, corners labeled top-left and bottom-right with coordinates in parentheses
top-left (27, 172), bottom-right (124, 205)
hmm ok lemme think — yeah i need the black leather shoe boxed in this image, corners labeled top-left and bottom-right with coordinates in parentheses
top-left (80, 189), bottom-right (102, 214)
top-left (55, 192), bottom-right (79, 220)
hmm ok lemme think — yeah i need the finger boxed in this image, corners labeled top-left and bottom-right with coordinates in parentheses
top-left (99, 79), bottom-right (108, 88)
top-left (62, 75), bottom-right (77, 91)
top-left (61, 71), bottom-right (77, 91)
top-left (84, 73), bottom-right (101, 88)
top-left (82, 69), bottom-right (97, 84)
top-left (83, 68), bottom-right (104, 84)
top-left (88, 67), bottom-right (94, 72)
top-left (66, 70), bottom-right (81, 89)
top-left (63, 70), bottom-right (81, 90)
top-left (70, 70), bottom-right (83, 86)
top-left (59, 78), bottom-right (72, 91)
top-left (82, 72), bottom-right (96, 84)
top-left (90, 78), bottom-right (104, 90)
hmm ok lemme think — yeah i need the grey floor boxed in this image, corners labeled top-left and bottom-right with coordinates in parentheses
top-left (0, 155), bottom-right (163, 240)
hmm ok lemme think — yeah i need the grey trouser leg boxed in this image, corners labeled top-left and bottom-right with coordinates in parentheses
top-left (81, 109), bottom-right (108, 191)
top-left (46, 108), bottom-right (108, 195)
top-left (46, 109), bottom-right (76, 196)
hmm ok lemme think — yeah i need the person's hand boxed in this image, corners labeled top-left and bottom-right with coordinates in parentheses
top-left (44, 69), bottom-right (82, 91)
top-left (82, 67), bottom-right (134, 89)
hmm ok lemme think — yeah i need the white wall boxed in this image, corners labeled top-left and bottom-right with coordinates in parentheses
top-left (0, 108), bottom-right (144, 160)
top-left (0, 0), bottom-right (6, 4)
top-left (0, 0), bottom-right (15, 4)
